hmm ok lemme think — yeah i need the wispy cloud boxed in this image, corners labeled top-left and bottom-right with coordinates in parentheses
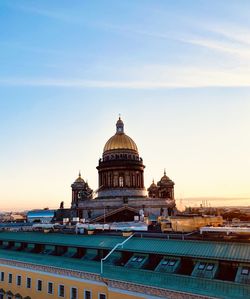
top-left (206, 23), bottom-right (250, 47)
top-left (0, 65), bottom-right (250, 89)
top-left (101, 20), bottom-right (250, 62)
top-left (181, 37), bottom-right (250, 60)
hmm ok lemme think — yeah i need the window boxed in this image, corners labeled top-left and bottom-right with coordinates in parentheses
top-left (37, 279), bottom-right (42, 291)
top-left (0, 272), bottom-right (4, 281)
top-left (84, 290), bottom-right (92, 299)
top-left (119, 176), bottom-right (124, 187)
top-left (168, 260), bottom-right (176, 266)
top-left (242, 268), bottom-right (249, 275)
top-left (48, 282), bottom-right (53, 294)
top-left (59, 284), bottom-right (65, 297)
top-left (206, 264), bottom-right (214, 271)
top-left (70, 287), bottom-right (78, 299)
top-left (16, 275), bottom-right (22, 286)
top-left (99, 294), bottom-right (106, 299)
top-left (162, 260), bottom-right (169, 266)
top-left (8, 273), bottom-right (12, 283)
top-left (198, 263), bottom-right (206, 270)
top-left (131, 256), bottom-right (145, 263)
top-left (26, 277), bottom-right (31, 288)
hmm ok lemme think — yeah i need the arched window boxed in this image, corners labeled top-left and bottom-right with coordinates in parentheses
top-left (119, 176), bottom-right (124, 187)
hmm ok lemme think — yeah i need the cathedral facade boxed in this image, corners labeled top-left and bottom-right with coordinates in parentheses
top-left (70, 117), bottom-right (175, 222)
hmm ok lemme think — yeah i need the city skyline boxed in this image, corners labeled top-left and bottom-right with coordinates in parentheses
top-left (0, 1), bottom-right (250, 210)
top-left (1, 99), bottom-right (249, 211)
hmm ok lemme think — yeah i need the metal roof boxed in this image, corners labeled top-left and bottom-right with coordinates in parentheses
top-left (123, 238), bottom-right (250, 263)
top-left (0, 249), bottom-right (249, 299)
top-left (0, 232), bottom-right (124, 249)
top-left (1, 232), bottom-right (250, 263)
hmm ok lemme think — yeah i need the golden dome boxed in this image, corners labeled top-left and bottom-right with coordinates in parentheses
top-left (74, 171), bottom-right (85, 183)
top-left (147, 179), bottom-right (157, 191)
top-left (103, 117), bottom-right (138, 153)
top-left (150, 180), bottom-right (157, 188)
top-left (103, 133), bottom-right (138, 152)
top-left (157, 169), bottom-right (174, 186)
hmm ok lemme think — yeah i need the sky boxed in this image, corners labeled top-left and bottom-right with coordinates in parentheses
top-left (0, 0), bottom-right (250, 211)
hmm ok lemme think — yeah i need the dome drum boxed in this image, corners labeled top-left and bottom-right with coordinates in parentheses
top-left (98, 157), bottom-right (144, 169)
top-left (103, 149), bottom-right (140, 161)
top-left (98, 188), bottom-right (147, 198)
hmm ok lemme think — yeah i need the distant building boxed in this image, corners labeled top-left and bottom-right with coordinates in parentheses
top-left (70, 117), bottom-right (176, 222)
top-left (160, 215), bottom-right (223, 233)
top-left (27, 210), bottom-right (55, 223)
top-left (0, 213), bottom-right (25, 223)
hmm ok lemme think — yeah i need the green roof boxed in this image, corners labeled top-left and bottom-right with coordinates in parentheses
top-left (1, 232), bottom-right (250, 263)
top-left (102, 264), bottom-right (250, 299)
top-left (123, 238), bottom-right (250, 263)
top-left (0, 232), bottom-right (123, 249)
top-left (0, 249), bottom-right (100, 274)
top-left (0, 248), bottom-right (249, 299)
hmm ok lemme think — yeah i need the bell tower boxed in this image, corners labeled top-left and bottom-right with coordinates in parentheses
top-left (71, 172), bottom-right (93, 208)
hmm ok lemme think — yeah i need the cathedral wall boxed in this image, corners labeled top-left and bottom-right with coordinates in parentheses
top-left (76, 197), bottom-right (175, 220)
top-left (97, 188), bottom-right (147, 198)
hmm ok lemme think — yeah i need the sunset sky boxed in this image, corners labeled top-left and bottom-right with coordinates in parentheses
top-left (0, 1), bottom-right (250, 211)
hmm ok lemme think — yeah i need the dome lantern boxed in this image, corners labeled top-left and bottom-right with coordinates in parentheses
top-left (116, 116), bottom-right (124, 134)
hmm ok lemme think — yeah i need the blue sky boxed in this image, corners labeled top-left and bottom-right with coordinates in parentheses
top-left (0, 1), bottom-right (250, 210)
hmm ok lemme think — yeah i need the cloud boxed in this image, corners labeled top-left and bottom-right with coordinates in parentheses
top-left (101, 19), bottom-right (250, 62)
top-left (182, 37), bottom-right (250, 60)
top-left (0, 65), bottom-right (250, 89)
top-left (206, 23), bottom-right (250, 47)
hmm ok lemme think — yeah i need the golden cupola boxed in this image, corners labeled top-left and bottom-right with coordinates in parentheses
top-left (103, 117), bottom-right (138, 154)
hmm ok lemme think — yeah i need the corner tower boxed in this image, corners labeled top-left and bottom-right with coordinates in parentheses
top-left (71, 172), bottom-right (93, 209)
top-left (97, 117), bottom-right (146, 198)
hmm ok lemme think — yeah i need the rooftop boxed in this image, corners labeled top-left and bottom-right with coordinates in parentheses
top-left (1, 232), bottom-right (250, 298)
top-left (0, 247), bottom-right (249, 299)
top-left (1, 232), bottom-right (250, 263)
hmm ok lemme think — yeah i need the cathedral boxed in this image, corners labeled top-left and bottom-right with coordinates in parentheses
top-left (70, 117), bottom-right (176, 222)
